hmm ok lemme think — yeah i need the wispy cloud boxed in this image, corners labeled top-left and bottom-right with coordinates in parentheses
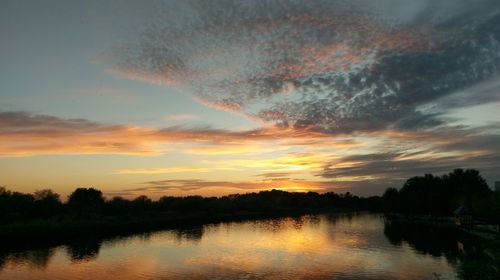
top-left (164, 114), bottom-right (198, 121)
top-left (102, 0), bottom-right (500, 134)
top-left (113, 167), bottom-right (207, 175)
top-left (319, 127), bottom-right (500, 191)
top-left (4, 1), bottom-right (500, 197)
top-left (201, 153), bottom-right (327, 173)
top-left (2, 110), bottom-right (499, 194)
top-left (255, 172), bottom-right (294, 178)
top-left (0, 111), bottom-right (330, 156)
top-left (104, 178), bottom-right (346, 198)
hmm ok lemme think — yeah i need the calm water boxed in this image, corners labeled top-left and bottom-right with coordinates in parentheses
top-left (0, 213), bottom-right (466, 280)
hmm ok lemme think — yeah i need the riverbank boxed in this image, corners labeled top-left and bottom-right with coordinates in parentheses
top-left (384, 213), bottom-right (500, 241)
top-left (1, 213), bottom-right (471, 280)
top-left (384, 213), bottom-right (457, 228)
top-left (0, 208), bottom-right (355, 249)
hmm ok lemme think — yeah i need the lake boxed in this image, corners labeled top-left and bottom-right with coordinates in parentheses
top-left (0, 213), bottom-right (467, 280)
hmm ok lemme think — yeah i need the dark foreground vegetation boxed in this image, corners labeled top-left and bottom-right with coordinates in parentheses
top-left (1, 168), bottom-right (499, 244)
top-left (1, 169), bottom-right (500, 279)
top-left (0, 213), bottom-right (497, 280)
top-left (385, 220), bottom-right (500, 280)
top-left (382, 168), bottom-right (500, 223)
top-left (381, 168), bottom-right (500, 279)
top-left (0, 186), bottom-right (381, 243)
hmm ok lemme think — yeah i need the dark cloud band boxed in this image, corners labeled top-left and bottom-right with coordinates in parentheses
top-left (105, 0), bottom-right (500, 133)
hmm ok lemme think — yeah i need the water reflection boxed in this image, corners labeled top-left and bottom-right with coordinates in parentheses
top-left (0, 214), bottom-right (476, 279)
top-left (384, 221), bottom-right (465, 264)
top-left (66, 239), bottom-right (102, 263)
top-left (172, 227), bottom-right (204, 243)
top-left (0, 248), bottom-right (54, 270)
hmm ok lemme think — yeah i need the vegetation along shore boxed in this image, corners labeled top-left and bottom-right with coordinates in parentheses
top-left (1, 168), bottom-right (499, 246)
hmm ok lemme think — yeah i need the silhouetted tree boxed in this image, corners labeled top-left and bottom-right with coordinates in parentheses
top-left (104, 196), bottom-right (132, 215)
top-left (444, 169), bottom-right (490, 210)
top-left (0, 188), bottom-right (35, 221)
top-left (7, 168), bottom-right (498, 231)
top-left (383, 168), bottom-right (498, 219)
top-left (132, 195), bottom-right (152, 211)
top-left (0, 187), bottom-right (9, 217)
top-left (382, 188), bottom-right (399, 212)
top-left (67, 188), bottom-right (104, 213)
top-left (398, 173), bottom-right (444, 214)
top-left (33, 189), bottom-right (61, 217)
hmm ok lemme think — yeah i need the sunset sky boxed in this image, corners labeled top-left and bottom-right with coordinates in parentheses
top-left (1, 0), bottom-right (499, 199)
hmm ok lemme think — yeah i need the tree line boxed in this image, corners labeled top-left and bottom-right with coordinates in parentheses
top-left (1, 168), bottom-right (498, 224)
top-left (0, 187), bottom-right (381, 223)
top-left (382, 169), bottom-right (500, 222)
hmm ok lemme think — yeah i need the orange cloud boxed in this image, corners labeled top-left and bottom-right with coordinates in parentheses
top-left (105, 178), bottom-right (346, 199)
top-left (113, 167), bottom-right (207, 175)
top-left (3, 111), bottom-right (497, 198)
top-left (0, 112), bottom-right (337, 157)
top-left (200, 153), bottom-right (328, 173)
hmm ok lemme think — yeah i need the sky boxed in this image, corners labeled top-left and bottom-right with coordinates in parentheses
top-left (1, 0), bottom-right (500, 199)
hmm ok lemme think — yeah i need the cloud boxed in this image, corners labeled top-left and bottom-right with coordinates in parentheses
top-left (201, 153), bottom-right (327, 173)
top-left (2, 111), bottom-right (499, 195)
top-left (104, 178), bottom-right (348, 198)
top-left (0, 111), bottom-right (141, 156)
top-left (0, 111), bottom-right (333, 156)
top-left (113, 167), bottom-right (207, 175)
top-left (255, 172), bottom-right (294, 178)
top-left (163, 114), bottom-right (198, 121)
top-left (320, 127), bottom-right (500, 190)
top-left (103, 0), bottom-right (500, 134)
top-left (428, 77), bottom-right (500, 110)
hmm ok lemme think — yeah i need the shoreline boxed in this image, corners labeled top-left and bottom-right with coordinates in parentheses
top-left (384, 213), bottom-right (500, 240)
top-left (0, 208), bottom-right (363, 250)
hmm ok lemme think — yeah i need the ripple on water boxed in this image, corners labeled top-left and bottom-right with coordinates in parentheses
top-left (0, 214), bottom-right (460, 280)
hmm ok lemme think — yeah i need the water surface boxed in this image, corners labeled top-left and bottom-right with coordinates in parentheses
top-left (0, 213), bottom-right (463, 280)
